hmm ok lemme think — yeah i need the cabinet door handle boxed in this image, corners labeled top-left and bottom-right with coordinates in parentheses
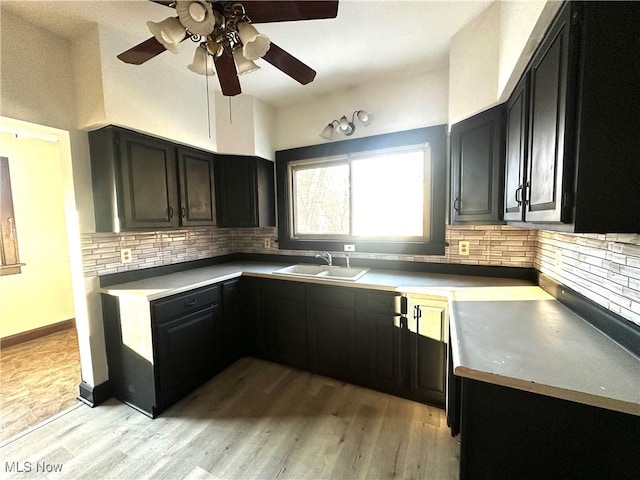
top-left (453, 197), bottom-right (461, 213)
top-left (524, 182), bottom-right (531, 206)
top-left (185, 298), bottom-right (197, 306)
top-left (515, 185), bottom-right (523, 206)
top-left (168, 206), bottom-right (174, 219)
top-left (181, 206), bottom-right (186, 218)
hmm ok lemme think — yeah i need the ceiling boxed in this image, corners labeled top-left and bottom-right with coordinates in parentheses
top-left (2, 0), bottom-right (493, 108)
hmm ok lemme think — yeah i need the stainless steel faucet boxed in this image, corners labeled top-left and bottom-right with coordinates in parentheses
top-left (315, 251), bottom-right (332, 265)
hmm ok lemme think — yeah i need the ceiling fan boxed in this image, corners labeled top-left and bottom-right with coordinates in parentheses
top-left (117, 1), bottom-right (339, 96)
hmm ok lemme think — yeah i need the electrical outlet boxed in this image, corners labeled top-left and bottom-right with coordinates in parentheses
top-left (458, 241), bottom-right (470, 256)
top-left (344, 244), bottom-right (356, 252)
top-left (121, 248), bottom-right (132, 264)
top-left (263, 238), bottom-right (271, 248)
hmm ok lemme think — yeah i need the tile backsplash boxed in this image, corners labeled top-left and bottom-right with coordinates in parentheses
top-left (81, 226), bottom-right (640, 326)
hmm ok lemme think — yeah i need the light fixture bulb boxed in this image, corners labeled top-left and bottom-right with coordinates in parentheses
top-left (188, 45), bottom-right (216, 75)
top-left (147, 17), bottom-right (186, 53)
top-left (320, 124), bottom-right (335, 140)
top-left (338, 116), bottom-right (354, 135)
top-left (237, 22), bottom-right (271, 60)
top-left (356, 110), bottom-right (373, 126)
top-left (233, 50), bottom-right (260, 76)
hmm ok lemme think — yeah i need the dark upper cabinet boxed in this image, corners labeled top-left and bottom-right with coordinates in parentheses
top-left (89, 126), bottom-right (216, 231)
top-left (505, 1), bottom-right (640, 232)
top-left (503, 76), bottom-right (529, 222)
top-left (524, 3), bottom-right (574, 224)
top-left (177, 147), bottom-right (216, 226)
top-left (214, 155), bottom-right (275, 228)
top-left (450, 105), bottom-right (505, 224)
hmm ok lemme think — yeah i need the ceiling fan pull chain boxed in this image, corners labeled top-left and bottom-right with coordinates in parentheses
top-left (228, 96), bottom-right (233, 124)
top-left (205, 63), bottom-right (212, 139)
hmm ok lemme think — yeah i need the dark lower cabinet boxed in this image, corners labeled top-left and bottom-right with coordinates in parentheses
top-left (307, 285), bottom-right (356, 382)
top-left (263, 280), bottom-right (308, 369)
top-left (103, 276), bottom-right (449, 417)
top-left (155, 304), bottom-right (222, 409)
top-left (102, 283), bottom-right (223, 417)
top-left (221, 278), bottom-right (245, 367)
top-left (407, 300), bottom-right (448, 406)
top-left (458, 378), bottom-right (640, 479)
top-left (355, 291), bottom-right (402, 394)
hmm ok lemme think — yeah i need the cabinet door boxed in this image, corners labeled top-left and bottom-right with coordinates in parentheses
top-left (355, 291), bottom-right (402, 393)
top-left (215, 155), bottom-right (258, 227)
top-left (177, 147), bottom-right (216, 226)
top-left (264, 281), bottom-right (307, 369)
top-left (307, 286), bottom-right (356, 381)
top-left (450, 105), bottom-right (505, 224)
top-left (525, 4), bottom-right (573, 223)
top-left (408, 303), bottom-right (447, 406)
top-left (155, 304), bottom-right (221, 409)
top-left (117, 130), bottom-right (179, 229)
top-left (504, 76), bottom-right (529, 222)
top-left (221, 278), bottom-right (244, 367)
top-left (244, 277), bottom-right (267, 358)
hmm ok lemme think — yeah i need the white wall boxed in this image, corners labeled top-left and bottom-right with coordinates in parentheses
top-left (275, 69), bottom-right (449, 150)
top-left (1, 10), bottom-right (106, 387)
top-left (448, 2), bottom-right (500, 125)
top-left (497, 0), bottom-right (562, 101)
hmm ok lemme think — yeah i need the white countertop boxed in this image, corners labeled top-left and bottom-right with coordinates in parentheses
top-left (449, 286), bottom-right (640, 416)
top-left (100, 260), bottom-right (640, 416)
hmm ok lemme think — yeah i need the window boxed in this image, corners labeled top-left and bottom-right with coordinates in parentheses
top-left (0, 157), bottom-right (22, 275)
top-left (276, 126), bottom-right (447, 255)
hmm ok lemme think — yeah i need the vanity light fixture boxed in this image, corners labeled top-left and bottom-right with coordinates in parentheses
top-left (320, 110), bottom-right (374, 140)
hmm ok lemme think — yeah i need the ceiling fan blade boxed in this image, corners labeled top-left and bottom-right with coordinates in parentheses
top-left (117, 37), bottom-right (167, 65)
top-left (243, 1), bottom-right (339, 23)
top-left (214, 54), bottom-right (242, 96)
top-left (149, 1), bottom-right (175, 7)
top-left (262, 43), bottom-right (316, 85)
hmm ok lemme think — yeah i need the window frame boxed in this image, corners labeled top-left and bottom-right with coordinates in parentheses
top-left (276, 126), bottom-right (447, 255)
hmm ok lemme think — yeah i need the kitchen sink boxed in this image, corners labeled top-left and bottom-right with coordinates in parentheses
top-left (274, 264), bottom-right (369, 282)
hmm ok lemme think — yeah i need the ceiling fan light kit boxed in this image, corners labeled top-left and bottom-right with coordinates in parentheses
top-left (320, 110), bottom-right (374, 140)
top-left (118, 1), bottom-right (339, 96)
top-left (233, 49), bottom-right (260, 75)
top-left (188, 44), bottom-right (216, 75)
top-left (176, 0), bottom-right (215, 35)
top-left (146, 17), bottom-right (186, 53)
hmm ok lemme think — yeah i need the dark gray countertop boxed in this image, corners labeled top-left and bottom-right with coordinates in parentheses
top-left (449, 286), bottom-right (640, 416)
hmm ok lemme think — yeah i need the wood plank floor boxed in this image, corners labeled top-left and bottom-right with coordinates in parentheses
top-left (0, 328), bottom-right (81, 441)
top-left (0, 357), bottom-right (460, 479)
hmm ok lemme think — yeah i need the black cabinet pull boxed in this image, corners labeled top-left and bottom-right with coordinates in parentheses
top-left (524, 181), bottom-right (531, 206)
top-left (168, 206), bottom-right (174, 219)
top-left (515, 185), bottom-right (523, 206)
top-left (181, 206), bottom-right (186, 218)
top-left (453, 197), bottom-right (461, 213)
top-left (185, 298), bottom-right (197, 306)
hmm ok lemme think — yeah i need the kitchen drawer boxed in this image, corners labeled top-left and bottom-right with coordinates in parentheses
top-left (308, 285), bottom-right (355, 309)
top-left (356, 291), bottom-right (399, 314)
top-left (152, 284), bottom-right (221, 324)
